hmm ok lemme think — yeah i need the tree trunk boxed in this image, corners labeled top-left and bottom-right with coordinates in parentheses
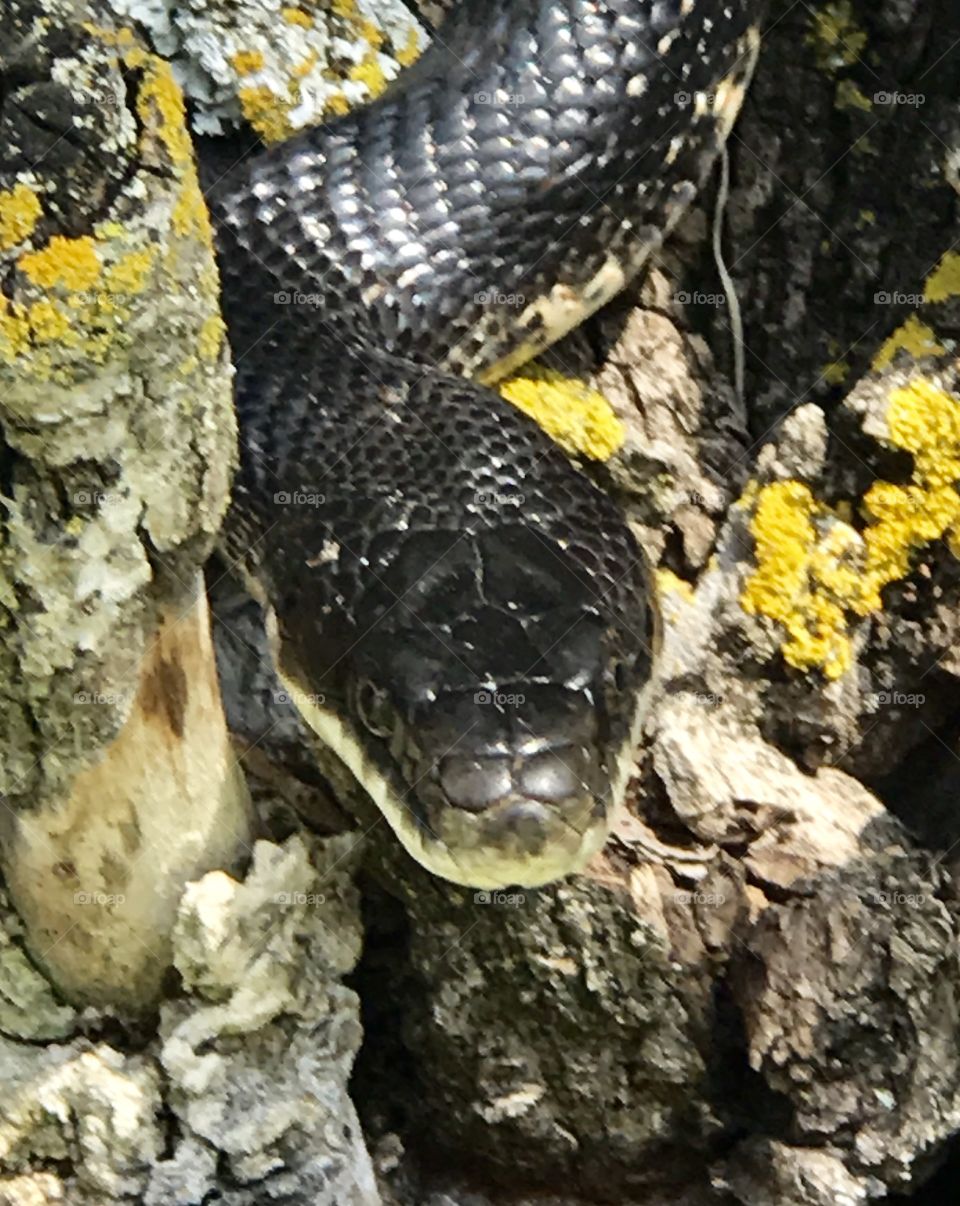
top-left (0, 0), bottom-right (249, 1008)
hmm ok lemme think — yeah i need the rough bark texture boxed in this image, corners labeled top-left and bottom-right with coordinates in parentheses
top-left (2, 0), bottom-right (960, 1203)
top-left (0, 1), bottom-right (249, 1006)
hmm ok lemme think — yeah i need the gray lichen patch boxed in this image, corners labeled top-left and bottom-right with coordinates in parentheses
top-left (105, 0), bottom-right (427, 139)
top-left (0, 1038), bottom-right (163, 1202)
top-left (0, 885), bottom-right (76, 1041)
top-left (153, 834), bottom-right (376, 1205)
top-left (0, 834), bottom-right (373, 1205)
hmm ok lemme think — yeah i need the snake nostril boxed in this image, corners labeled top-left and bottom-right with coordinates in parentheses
top-left (439, 754), bottom-right (512, 812)
top-left (516, 749), bottom-right (583, 803)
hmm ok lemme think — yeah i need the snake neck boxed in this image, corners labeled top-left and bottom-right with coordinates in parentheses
top-left (209, 0), bottom-right (760, 382)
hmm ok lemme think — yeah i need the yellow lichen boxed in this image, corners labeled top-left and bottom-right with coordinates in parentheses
top-left (0, 296), bottom-right (76, 364)
top-left (324, 92), bottom-right (352, 118)
top-left (293, 50), bottom-right (319, 79)
top-left (886, 378), bottom-right (960, 486)
top-left (238, 85), bottom-right (295, 143)
top-left (136, 57), bottom-right (193, 167)
top-left (743, 379), bottom-right (960, 676)
top-left (0, 41), bottom-right (222, 383)
top-left (360, 19), bottom-right (384, 50)
top-left (498, 365), bottom-right (625, 461)
top-left (98, 220), bottom-right (127, 240)
top-left (198, 313), bottom-right (226, 362)
top-left (0, 300), bottom-right (31, 360)
top-left (171, 170), bottom-right (214, 244)
top-left (871, 314), bottom-right (945, 372)
top-left (396, 26), bottom-right (422, 68)
top-left (857, 381), bottom-right (960, 611)
top-left (261, 4), bottom-right (421, 127)
top-left (656, 569), bottom-right (694, 603)
top-left (822, 360), bottom-right (850, 384)
top-left (103, 246), bottom-right (155, 297)
top-left (83, 23), bottom-right (137, 49)
top-left (123, 45), bottom-right (148, 71)
top-left (924, 251), bottom-right (960, 304)
top-left (18, 235), bottom-right (100, 290)
top-left (741, 481), bottom-right (862, 679)
top-left (835, 80), bottom-right (873, 112)
top-left (806, 1), bottom-right (867, 71)
top-left (232, 49), bottom-right (265, 75)
top-left (282, 7), bottom-right (313, 27)
top-left (22, 298), bottom-right (71, 345)
top-left (0, 184), bottom-right (43, 252)
top-left (350, 48), bottom-right (387, 97)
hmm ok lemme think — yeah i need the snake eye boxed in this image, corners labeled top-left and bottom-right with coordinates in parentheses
top-left (356, 679), bottom-right (395, 738)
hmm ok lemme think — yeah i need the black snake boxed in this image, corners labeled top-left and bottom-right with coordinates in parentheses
top-left (206, 0), bottom-right (760, 888)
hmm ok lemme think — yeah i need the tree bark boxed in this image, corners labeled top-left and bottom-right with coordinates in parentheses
top-left (1, 0), bottom-right (960, 1203)
top-left (0, 0), bottom-right (249, 1008)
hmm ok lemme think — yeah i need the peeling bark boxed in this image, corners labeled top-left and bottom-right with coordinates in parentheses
top-left (0, 1), bottom-right (248, 1006)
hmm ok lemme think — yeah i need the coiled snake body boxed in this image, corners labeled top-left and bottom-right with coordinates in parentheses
top-left (208, 0), bottom-right (759, 888)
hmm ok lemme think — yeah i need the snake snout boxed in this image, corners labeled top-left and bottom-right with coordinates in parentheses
top-left (439, 744), bottom-right (593, 813)
top-left (435, 740), bottom-right (602, 885)
top-left (399, 685), bottom-right (617, 888)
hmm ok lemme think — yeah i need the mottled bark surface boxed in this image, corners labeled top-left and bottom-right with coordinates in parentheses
top-left (0, 1), bottom-right (249, 1004)
top-left (2, 0), bottom-right (960, 1203)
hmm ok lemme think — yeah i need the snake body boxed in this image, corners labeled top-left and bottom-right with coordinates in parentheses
top-left (207, 0), bottom-right (759, 888)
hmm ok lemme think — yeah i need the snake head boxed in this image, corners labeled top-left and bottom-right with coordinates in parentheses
top-left (275, 519), bottom-right (655, 890)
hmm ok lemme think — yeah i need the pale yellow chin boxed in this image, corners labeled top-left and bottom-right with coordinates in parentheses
top-left (275, 667), bottom-right (646, 889)
top-left (404, 801), bottom-right (613, 890)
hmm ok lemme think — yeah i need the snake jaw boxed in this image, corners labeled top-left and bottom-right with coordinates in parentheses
top-left (256, 493), bottom-right (656, 887)
top-left (274, 581), bottom-right (652, 887)
top-left (275, 664), bottom-right (620, 888)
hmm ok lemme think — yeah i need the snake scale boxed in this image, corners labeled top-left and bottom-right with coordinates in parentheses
top-left (206, 0), bottom-right (760, 888)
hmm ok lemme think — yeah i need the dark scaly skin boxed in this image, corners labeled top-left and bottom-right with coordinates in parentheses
top-left (205, 0), bottom-right (760, 888)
